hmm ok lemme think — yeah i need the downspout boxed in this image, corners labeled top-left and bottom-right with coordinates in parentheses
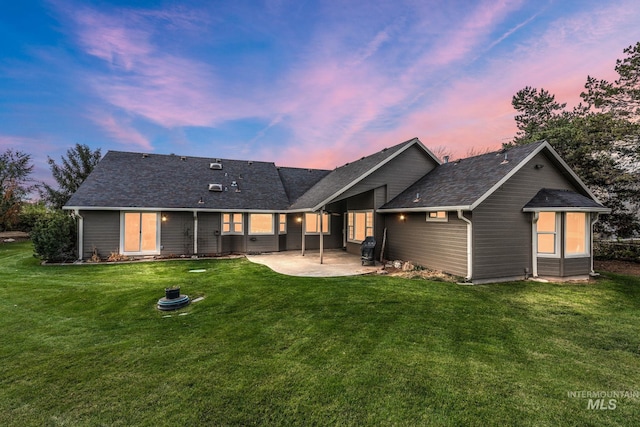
top-left (590, 213), bottom-right (600, 275)
top-left (74, 209), bottom-right (83, 261)
top-left (193, 211), bottom-right (198, 257)
top-left (457, 210), bottom-right (472, 281)
top-left (531, 212), bottom-right (539, 278)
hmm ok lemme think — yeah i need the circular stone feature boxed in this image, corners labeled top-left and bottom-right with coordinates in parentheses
top-left (157, 294), bottom-right (190, 311)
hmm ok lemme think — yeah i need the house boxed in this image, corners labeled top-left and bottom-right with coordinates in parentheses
top-left (64, 138), bottom-right (610, 283)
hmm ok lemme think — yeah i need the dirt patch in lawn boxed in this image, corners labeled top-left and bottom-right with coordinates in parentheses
top-left (594, 259), bottom-right (640, 277)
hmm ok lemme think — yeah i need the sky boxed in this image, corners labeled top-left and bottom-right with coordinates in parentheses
top-left (2, 0), bottom-right (640, 185)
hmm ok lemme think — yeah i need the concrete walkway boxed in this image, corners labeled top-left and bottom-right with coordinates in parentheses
top-left (246, 249), bottom-right (379, 277)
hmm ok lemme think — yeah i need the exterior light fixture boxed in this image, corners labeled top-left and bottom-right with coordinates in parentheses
top-left (399, 214), bottom-right (406, 221)
top-left (161, 215), bottom-right (168, 222)
top-left (296, 216), bottom-right (303, 223)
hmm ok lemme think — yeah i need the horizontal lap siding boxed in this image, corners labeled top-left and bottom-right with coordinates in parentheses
top-left (337, 145), bottom-right (438, 203)
top-left (563, 257), bottom-right (590, 276)
top-left (385, 212), bottom-right (467, 277)
top-left (81, 210), bottom-right (120, 259)
top-left (472, 152), bottom-right (578, 281)
top-left (197, 213), bottom-right (220, 255)
top-left (160, 211), bottom-right (194, 256)
top-left (247, 234), bottom-right (278, 253)
top-left (538, 258), bottom-right (561, 277)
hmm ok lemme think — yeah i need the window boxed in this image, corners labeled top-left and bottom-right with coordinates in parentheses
top-left (122, 212), bottom-right (159, 254)
top-left (537, 212), bottom-right (558, 256)
top-left (566, 212), bottom-right (588, 256)
top-left (249, 214), bottom-right (274, 235)
top-left (305, 212), bottom-right (330, 234)
top-left (279, 214), bottom-right (287, 234)
top-left (347, 210), bottom-right (374, 243)
top-left (222, 213), bottom-right (243, 234)
top-left (426, 211), bottom-right (447, 222)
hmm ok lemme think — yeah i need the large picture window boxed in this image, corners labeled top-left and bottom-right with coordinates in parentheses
top-left (122, 212), bottom-right (159, 254)
top-left (537, 212), bottom-right (558, 256)
top-left (222, 213), bottom-right (243, 235)
top-left (347, 210), bottom-right (373, 243)
top-left (565, 212), bottom-right (588, 256)
top-left (305, 212), bottom-right (330, 234)
top-left (249, 213), bottom-right (274, 235)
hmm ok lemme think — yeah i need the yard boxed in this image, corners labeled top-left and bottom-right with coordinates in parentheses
top-left (1, 241), bottom-right (639, 426)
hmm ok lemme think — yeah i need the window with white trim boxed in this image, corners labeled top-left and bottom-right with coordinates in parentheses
top-left (279, 214), bottom-right (287, 234)
top-left (222, 213), bottom-right (243, 234)
top-left (122, 212), bottom-right (159, 254)
top-left (565, 212), bottom-right (589, 256)
top-left (305, 212), bottom-right (330, 234)
top-left (426, 211), bottom-right (447, 222)
top-left (537, 212), bottom-right (559, 256)
top-left (249, 213), bottom-right (274, 235)
top-left (347, 210), bottom-right (374, 243)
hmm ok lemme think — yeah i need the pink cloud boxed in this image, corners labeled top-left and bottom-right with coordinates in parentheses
top-left (89, 113), bottom-right (152, 151)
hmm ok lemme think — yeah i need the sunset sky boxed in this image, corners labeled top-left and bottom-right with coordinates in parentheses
top-left (2, 0), bottom-right (640, 183)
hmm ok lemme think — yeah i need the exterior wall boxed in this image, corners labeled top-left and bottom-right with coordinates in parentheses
top-left (197, 212), bottom-right (221, 255)
top-left (160, 211), bottom-right (194, 256)
top-left (81, 210), bottom-right (120, 259)
top-left (384, 211), bottom-right (468, 277)
top-left (337, 145), bottom-right (438, 204)
top-left (472, 151), bottom-right (580, 281)
top-left (285, 213), bottom-right (304, 250)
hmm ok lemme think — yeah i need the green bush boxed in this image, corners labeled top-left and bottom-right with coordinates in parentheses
top-left (31, 210), bottom-right (77, 262)
top-left (16, 202), bottom-right (48, 232)
top-left (594, 239), bottom-right (640, 262)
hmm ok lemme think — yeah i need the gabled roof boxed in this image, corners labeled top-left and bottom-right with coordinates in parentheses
top-left (289, 137), bottom-right (440, 211)
top-left (65, 151), bottom-right (294, 211)
top-left (277, 167), bottom-right (331, 204)
top-left (379, 141), bottom-right (601, 212)
top-left (523, 189), bottom-right (610, 212)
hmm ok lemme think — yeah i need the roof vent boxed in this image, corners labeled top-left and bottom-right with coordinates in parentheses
top-left (208, 183), bottom-right (223, 192)
top-left (142, 153), bottom-right (149, 158)
top-left (443, 156), bottom-right (450, 163)
top-left (180, 156), bottom-right (187, 161)
top-left (210, 162), bottom-right (223, 170)
top-left (413, 193), bottom-right (421, 203)
top-left (231, 181), bottom-right (238, 187)
top-left (248, 161), bottom-right (253, 165)
top-left (501, 153), bottom-right (509, 165)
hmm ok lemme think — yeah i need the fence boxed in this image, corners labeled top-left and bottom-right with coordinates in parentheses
top-left (594, 239), bottom-right (640, 262)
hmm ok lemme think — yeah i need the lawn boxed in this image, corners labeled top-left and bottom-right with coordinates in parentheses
top-left (1, 241), bottom-right (639, 426)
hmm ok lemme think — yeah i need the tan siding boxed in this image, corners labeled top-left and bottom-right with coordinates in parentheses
top-left (81, 210), bottom-right (120, 259)
top-left (472, 152), bottom-right (579, 280)
top-left (385, 212), bottom-right (467, 277)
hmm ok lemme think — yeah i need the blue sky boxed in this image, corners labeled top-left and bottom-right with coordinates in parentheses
top-left (2, 0), bottom-right (640, 184)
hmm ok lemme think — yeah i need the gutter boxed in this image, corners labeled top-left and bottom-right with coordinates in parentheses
top-left (457, 210), bottom-right (472, 281)
top-left (531, 212), bottom-right (539, 278)
top-left (591, 213), bottom-right (601, 275)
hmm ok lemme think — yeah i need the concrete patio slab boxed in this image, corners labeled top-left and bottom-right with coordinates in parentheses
top-left (246, 249), bottom-right (379, 277)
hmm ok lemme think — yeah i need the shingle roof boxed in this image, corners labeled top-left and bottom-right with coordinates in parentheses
top-left (289, 137), bottom-right (429, 210)
top-left (523, 189), bottom-right (609, 211)
top-left (380, 142), bottom-right (547, 210)
top-left (277, 167), bottom-right (331, 204)
top-left (65, 151), bottom-right (294, 210)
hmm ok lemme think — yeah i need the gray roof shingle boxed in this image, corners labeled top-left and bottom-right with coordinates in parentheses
top-left (289, 138), bottom-right (424, 210)
top-left (65, 151), bottom-right (294, 210)
top-left (380, 142), bottom-right (546, 210)
top-left (277, 167), bottom-right (331, 204)
top-left (523, 188), bottom-right (608, 211)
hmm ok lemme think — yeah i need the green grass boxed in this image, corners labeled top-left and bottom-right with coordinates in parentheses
top-left (1, 241), bottom-right (639, 426)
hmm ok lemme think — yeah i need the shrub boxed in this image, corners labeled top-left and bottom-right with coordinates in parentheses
top-left (594, 239), bottom-right (640, 262)
top-left (16, 202), bottom-right (48, 232)
top-left (31, 210), bottom-right (77, 262)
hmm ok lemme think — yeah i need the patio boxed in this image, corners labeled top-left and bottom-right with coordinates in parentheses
top-left (246, 249), bottom-right (379, 277)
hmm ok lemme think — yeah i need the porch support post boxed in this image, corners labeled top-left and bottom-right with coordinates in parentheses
top-left (301, 214), bottom-right (306, 256)
top-left (531, 212), bottom-right (539, 277)
top-left (319, 207), bottom-right (324, 265)
top-left (193, 211), bottom-right (198, 257)
top-left (457, 210), bottom-right (472, 281)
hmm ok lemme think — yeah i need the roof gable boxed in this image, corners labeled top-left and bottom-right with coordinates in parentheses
top-left (523, 189), bottom-right (609, 212)
top-left (379, 141), bottom-right (601, 212)
top-left (289, 138), bottom-right (440, 211)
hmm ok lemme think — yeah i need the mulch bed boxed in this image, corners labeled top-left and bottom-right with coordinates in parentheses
top-left (0, 231), bottom-right (30, 242)
top-left (594, 259), bottom-right (640, 277)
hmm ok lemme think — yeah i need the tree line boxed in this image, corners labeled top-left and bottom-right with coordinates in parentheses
top-left (1, 41), bottom-right (639, 261)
